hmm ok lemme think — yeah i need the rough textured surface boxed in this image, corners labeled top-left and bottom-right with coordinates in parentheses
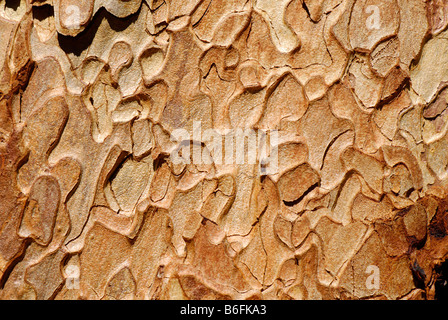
top-left (0, 0), bottom-right (448, 300)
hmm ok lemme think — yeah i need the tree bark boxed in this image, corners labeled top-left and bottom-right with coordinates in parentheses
top-left (0, 0), bottom-right (447, 300)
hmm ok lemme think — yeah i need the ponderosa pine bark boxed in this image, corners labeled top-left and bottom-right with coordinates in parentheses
top-left (0, 0), bottom-right (448, 300)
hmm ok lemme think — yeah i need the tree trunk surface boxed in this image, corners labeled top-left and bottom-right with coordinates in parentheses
top-left (0, 0), bottom-right (447, 300)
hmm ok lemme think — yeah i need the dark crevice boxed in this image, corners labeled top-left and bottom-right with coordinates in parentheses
top-left (152, 153), bottom-right (169, 171)
top-left (0, 238), bottom-right (32, 289)
top-left (283, 182), bottom-right (319, 207)
top-left (404, 186), bottom-right (415, 198)
top-left (411, 260), bottom-right (426, 291)
top-left (150, 0), bottom-right (166, 11)
top-left (15, 150), bottom-right (29, 172)
top-left (5, 0), bottom-right (20, 11)
top-left (58, 6), bottom-right (141, 56)
top-left (377, 69), bottom-right (410, 108)
top-left (107, 154), bottom-right (131, 186)
top-left (320, 128), bottom-right (351, 170)
top-left (429, 207), bottom-right (448, 239)
top-left (32, 4), bottom-right (54, 22)
top-left (301, 0), bottom-right (311, 21)
top-left (192, 0), bottom-right (212, 28)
